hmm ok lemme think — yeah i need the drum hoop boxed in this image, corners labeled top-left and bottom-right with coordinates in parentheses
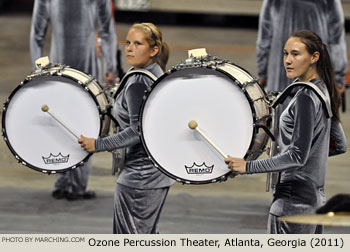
top-left (1, 67), bottom-right (104, 174)
top-left (138, 65), bottom-right (263, 184)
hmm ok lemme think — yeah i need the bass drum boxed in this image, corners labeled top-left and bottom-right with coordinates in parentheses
top-left (2, 65), bottom-right (109, 173)
top-left (139, 59), bottom-right (272, 184)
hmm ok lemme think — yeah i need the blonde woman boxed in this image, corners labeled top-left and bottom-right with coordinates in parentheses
top-left (79, 23), bottom-right (174, 234)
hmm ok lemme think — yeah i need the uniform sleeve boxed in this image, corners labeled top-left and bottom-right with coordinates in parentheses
top-left (246, 92), bottom-right (316, 173)
top-left (96, 0), bottom-right (117, 74)
top-left (329, 118), bottom-right (347, 156)
top-left (94, 82), bottom-right (147, 151)
top-left (256, 0), bottom-right (272, 79)
top-left (327, 0), bottom-right (347, 86)
top-left (29, 0), bottom-right (49, 69)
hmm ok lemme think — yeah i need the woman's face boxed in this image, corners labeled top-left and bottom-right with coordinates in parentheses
top-left (283, 37), bottom-right (319, 81)
top-left (124, 28), bottom-right (159, 69)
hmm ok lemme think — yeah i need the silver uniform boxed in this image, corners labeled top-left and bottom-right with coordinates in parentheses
top-left (95, 63), bottom-right (175, 233)
top-left (257, 0), bottom-right (347, 92)
top-left (246, 78), bottom-right (347, 233)
top-left (30, 0), bottom-right (117, 195)
top-left (30, 0), bottom-right (116, 78)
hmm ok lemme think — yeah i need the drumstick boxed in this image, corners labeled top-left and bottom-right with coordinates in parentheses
top-left (41, 104), bottom-right (79, 139)
top-left (188, 120), bottom-right (227, 158)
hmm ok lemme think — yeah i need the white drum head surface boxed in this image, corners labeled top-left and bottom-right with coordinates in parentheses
top-left (4, 75), bottom-right (101, 172)
top-left (141, 67), bottom-right (254, 183)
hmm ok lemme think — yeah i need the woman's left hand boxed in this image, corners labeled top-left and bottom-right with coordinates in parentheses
top-left (78, 135), bottom-right (96, 153)
top-left (224, 155), bottom-right (246, 174)
top-left (104, 72), bottom-right (117, 87)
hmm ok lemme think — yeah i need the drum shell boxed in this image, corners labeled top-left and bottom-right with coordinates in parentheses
top-left (217, 63), bottom-right (270, 160)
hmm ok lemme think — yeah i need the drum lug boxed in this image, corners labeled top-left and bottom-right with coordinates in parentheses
top-left (242, 80), bottom-right (257, 89)
top-left (244, 150), bottom-right (255, 160)
top-left (143, 88), bottom-right (151, 98)
top-left (185, 57), bottom-right (194, 64)
top-left (80, 82), bottom-right (90, 92)
top-left (219, 175), bottom-right (228, 182)
top-left (50, 65), bottom-right (67, 76)
top-left (256, 114), bottom-right (272, 123)
top-left (232, 80), bottom-right (241, 88)
top-left (58, 65), bottom-right (67, 72)
top-left (150, 158), bottom-right (158, 167)
top-left (84, 77), bottom-right (95, 86)
top-left (174, 63), bottom-right (186, 70)
top-left (252, 97), bottom-right (265, 103)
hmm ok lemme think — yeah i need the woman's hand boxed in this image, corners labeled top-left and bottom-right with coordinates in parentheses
top-left (78, 135), bottom-right (96, 153)
top-left (258, 77), bottom-right (267, 88)
top-left (224, 155), bottom-right (246, 174)
top-left (266, 145), bottom-right (280, 156)
top-left (104, 72), bottom-right (117, 87)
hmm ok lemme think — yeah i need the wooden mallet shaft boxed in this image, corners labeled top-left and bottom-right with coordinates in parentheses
top-left (188, 120), bottom-right (227, 158)
top-left (41, 104), bottom-right (79, 139)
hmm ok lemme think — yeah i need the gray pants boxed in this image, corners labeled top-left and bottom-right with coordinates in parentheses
top-left (54, 158), bottom-right (92, 194)
top-left (268, 213), bottom-right (323, 234)
top-left (113, 183), bottom-right (170, 234)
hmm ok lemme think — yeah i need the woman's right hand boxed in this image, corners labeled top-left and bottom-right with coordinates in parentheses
top-left (78, 135), bottom-right (96, 153)
top-left (224, 155), bottom-right (247, 174)
top-left (266, 145), bottom-right (280, 156)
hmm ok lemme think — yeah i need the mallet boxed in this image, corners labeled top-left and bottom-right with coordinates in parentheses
top-left (188, 120), bottom-right (227, 158)
top-left (41, 104), bottom-right (79, 139)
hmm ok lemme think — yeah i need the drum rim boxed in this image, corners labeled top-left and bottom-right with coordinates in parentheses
top-left (138, 64), bottom-right (262, 184)
top-left (1, 67), bottom-right (104, 174)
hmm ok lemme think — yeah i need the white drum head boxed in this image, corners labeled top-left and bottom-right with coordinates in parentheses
top-left (140, 67), bottom-right (254, 183)
top-left (3, 75), bottom-right (101, 172)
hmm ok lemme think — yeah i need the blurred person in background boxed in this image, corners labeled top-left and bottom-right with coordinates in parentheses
top-left (30, 0), bottom-right (117, 200)
top-left (256, 0), bottom-right (347, 95)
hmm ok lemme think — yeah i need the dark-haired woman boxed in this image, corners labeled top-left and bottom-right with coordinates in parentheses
top-left (225, 30), bottom-right (346, 234)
